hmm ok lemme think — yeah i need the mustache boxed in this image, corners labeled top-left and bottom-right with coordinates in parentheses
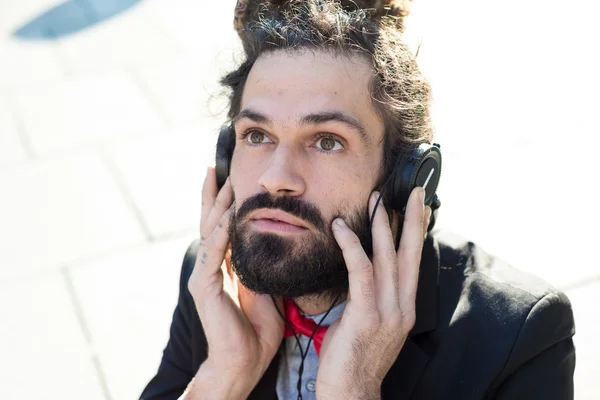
top-left (235, 192), bottom-right (327, 231)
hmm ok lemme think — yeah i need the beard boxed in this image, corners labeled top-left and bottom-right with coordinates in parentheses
top-left (228, 192), bottom-right (372, 301)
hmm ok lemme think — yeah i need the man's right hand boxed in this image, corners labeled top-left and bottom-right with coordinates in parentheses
top-left (184, 167), bottom-right (284, 399)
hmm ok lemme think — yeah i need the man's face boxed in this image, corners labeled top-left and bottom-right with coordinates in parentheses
top-left (228, 50), bottom-right (385, 300)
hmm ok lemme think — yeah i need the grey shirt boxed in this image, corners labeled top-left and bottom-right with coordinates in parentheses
top-left (276, 300), bottom-right (347, 400)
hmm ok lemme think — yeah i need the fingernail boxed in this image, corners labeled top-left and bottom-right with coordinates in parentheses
top-left (334, 218), bottom-right (346, 228)
top-left (418, 188), bottom-right (426, 204)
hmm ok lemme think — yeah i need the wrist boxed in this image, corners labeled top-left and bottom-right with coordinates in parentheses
top-left (184, 360), bottom-right (259, 400)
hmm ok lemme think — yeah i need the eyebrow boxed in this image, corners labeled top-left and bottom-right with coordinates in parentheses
top-left (232, 108), bottom-right (371, 146)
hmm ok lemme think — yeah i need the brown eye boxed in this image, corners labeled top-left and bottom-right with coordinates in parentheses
top-left (246, 131), bottom-right (272, 144)
top-left (316, 136), bottom-right (342, 151)
top-left (250, 132), bottom-right (264, 143)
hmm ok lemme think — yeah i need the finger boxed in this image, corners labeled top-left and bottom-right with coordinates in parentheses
top-left (200, 167), bottom-right (218, 236)
top-left (332, 218), bottom-right (375, 312)
top-left (221, 253), bottom-right (238, 306)
top-left (397, 187), bottom-right (426, 309)
top-left (422, 206), bottom-right (432, 240)
top-left (369, 191), bottom-right (399, 312)
top-left (191, 208), bottom-right (232, 304)
top-left (202, 177), bottom-right (233, 238)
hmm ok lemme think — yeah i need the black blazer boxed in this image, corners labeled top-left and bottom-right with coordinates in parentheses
top-left (140, 230), bottom-right (576, 399)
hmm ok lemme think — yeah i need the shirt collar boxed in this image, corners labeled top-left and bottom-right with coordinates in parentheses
top-left (302, 299), bottom-right (347, 327)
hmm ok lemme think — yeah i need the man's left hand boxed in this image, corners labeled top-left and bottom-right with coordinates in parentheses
top-left (316, 187), bottom-right (431, 400)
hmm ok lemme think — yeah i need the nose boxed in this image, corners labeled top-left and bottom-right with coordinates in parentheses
top-left (258, 145), bottom-right (306, 197)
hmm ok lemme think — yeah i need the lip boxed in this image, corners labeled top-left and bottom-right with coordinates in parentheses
top-left (249, 209), bottom-right (310, 232)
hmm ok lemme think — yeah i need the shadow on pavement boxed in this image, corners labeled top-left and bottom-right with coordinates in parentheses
top-left (13, 0), bottom-right (143, 40)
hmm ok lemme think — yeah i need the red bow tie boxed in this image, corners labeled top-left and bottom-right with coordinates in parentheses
top-left (283, 298), bottom-right (328, 357)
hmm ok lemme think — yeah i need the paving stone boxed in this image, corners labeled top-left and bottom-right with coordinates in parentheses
top-left (566, 282), bottom-right (600, 400)
top-left (69, 234), bottom-right (197, 400)
top-left (0, 38), bottom-right (64, 89)
top-left (106, 123), bottom-right (219, 238)
top-left (134, 52), bottom-right (238, 126)
top-left (0, 271), bottom-right (105, 400)
top-left (0, 94), bottom-right (27, 165)
top-left (12, 72), bottom-right (164, 155)
top-left (0, 0), bottom-right (67, 88)
top-left (55, 1), bottom-right (180, 74)
top-left (0, 152), bottom-right (145, 281)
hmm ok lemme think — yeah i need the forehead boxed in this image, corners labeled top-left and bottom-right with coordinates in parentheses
top-left (240, 50), bottom-right (383, 140)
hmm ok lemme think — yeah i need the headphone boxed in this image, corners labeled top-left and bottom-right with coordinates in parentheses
top-left (215, 124), bottom-right (442, 213)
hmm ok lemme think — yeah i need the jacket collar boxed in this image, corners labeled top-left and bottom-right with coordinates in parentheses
top-left (409, 232), bottom-right (440, 336)
top-left (381, 233), bottom-right (440, 398)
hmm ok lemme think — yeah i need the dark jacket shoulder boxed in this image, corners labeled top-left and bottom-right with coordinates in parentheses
top-left (417, 230), bottom-right (575, 399)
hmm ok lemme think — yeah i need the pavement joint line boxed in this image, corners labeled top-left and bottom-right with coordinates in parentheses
top-left (6, 88), bottom-right (36, 160)
top-left (98, 145), bottom-right (156, 242)
top-left (0, 228), bottom-right (198, 287)
top-left (127, 66), bottom-right (175, 128)
top-left (0, 119), bottom-right (159, 167)
top-left (0, 117), bottom-right (174, 171)
top-left (61, 266), bottom-right (114, 400)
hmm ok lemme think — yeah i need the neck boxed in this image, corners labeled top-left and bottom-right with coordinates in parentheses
top-left (292, 293), bottom-right (347, 316)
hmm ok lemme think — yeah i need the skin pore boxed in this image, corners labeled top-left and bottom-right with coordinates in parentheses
top-left (228, 49), bottom-right (387, 315)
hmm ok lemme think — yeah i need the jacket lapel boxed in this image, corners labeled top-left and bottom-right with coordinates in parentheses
top-left (381, 234), bottom-right (440, 399)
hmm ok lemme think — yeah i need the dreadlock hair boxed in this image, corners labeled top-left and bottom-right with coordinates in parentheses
top-left (221, 0), bottom-right (433, 187)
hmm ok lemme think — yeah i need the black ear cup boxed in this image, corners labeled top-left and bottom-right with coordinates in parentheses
top-left (388, 143), bottom-right (442, 212)
top-left (215, 125), bottom-right (236, 190)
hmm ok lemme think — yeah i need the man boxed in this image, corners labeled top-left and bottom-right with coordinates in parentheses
top-left (141, 1), bottom-right (575, 399)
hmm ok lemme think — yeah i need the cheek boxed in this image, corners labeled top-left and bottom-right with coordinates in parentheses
top-left (310, 161), bottom-right (372, 218)
top-left (230, 151), bottom-right (260, 204)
